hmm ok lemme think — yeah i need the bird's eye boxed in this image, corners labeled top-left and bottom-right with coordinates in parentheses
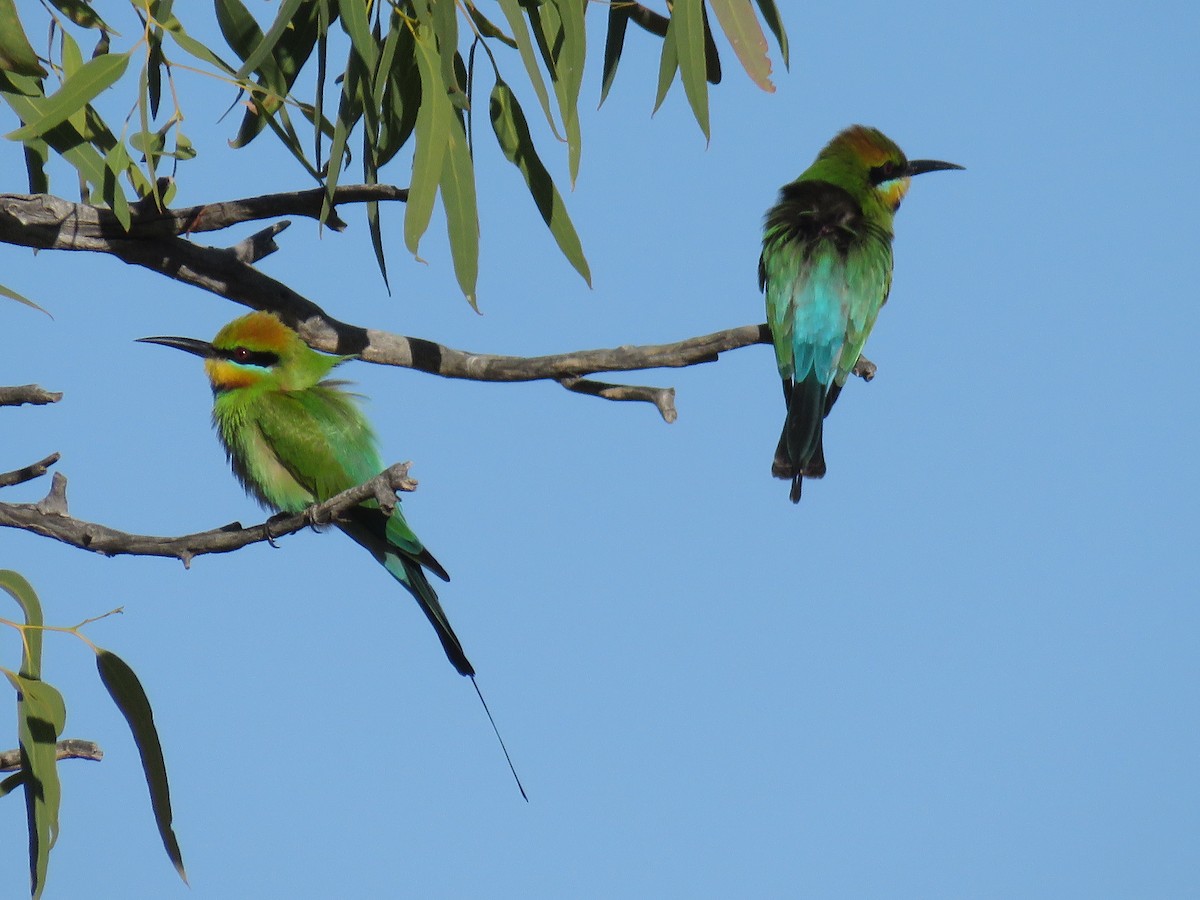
top-left (232, 347), bottom-right (251, 362)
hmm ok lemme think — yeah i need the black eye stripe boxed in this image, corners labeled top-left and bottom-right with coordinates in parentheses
top-left (222, 346), bottom-right (279, 367)
top-left (869, 160), bottom-right (905, 186)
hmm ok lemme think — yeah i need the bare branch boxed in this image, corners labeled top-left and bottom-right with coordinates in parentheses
top-left (559, 378), bottom-right (678, 423)
top-left (0, 739), bottom-right (104, 772)
top-left (0, 464), bottom-right (418, 565)
top-left (0, 191), bottom-right (877, 416)
top-left (0, 384), bottom-right (62, 407)
top-left (0, 185), bottom-right (407, 242)
top-left (0, 452), bottom-right (59, 489)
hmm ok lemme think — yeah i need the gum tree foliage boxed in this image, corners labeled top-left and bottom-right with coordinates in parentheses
top-left (0, 1), bottom-right (787, 895)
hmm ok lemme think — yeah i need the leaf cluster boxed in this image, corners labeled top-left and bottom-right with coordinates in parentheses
top-left (0, 571), bottom-right (184, 898)
top-left (0, 0), bottom-right (787, 304)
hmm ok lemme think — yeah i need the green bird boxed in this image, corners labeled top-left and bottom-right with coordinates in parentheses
top-left (140, 311), bottom-right (526, 796)
top-left (138, 311), bottom-right (475, 674)
top-left (759, 125), bottom-right (962, 502)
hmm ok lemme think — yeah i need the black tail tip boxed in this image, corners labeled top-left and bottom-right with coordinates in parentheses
top-left (789, 475), bottom-right (802, 503)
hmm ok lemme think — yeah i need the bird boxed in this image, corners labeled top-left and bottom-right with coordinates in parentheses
top-left (139, 311), bottom-right (525, 796)
top-left (138, 311), bottom-right (474, 674)
top-left (759, 125), bottom-right (962, 502)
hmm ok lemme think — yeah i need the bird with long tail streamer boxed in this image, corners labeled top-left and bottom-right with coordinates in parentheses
top-left (140, 311), bottom-right (525, 798)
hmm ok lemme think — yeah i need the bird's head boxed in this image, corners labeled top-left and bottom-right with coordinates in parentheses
top-left (138, 311), bottom-right (341, 394)
top-left (810, 125), bottom-right (963, 215)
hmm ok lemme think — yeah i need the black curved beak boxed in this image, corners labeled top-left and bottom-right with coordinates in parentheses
top-left (906, 159), bottom-right (965, 177)
top-left (136, 335), bottom-right (215, 358)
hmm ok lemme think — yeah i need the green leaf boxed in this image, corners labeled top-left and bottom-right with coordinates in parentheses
top-left (21, 138), bottom-right (48, 193)
top-left (0, 0), bottom-right (47, 77)
top-left (551, 0), bottom-right (585, 183)
top-left (233, 0), bottom-right (307, 81)
top-left (5, 52), bottom-right (129, 141)
top-left (321, 45), bottom-right (367, 223)
top-left (495, 0), bottom-right (562, 139)
top-left (753, 0), bottom-right (789, 68)
top-left (376, 21), bottom-right (418, 166)
top-left (653, 18), bottom-right (678, 114)
top-left (404, 23), bottom-right (448, 260)
top-left (0, 281), bottom-right (51, 316)
top-left (0, 570), bottom-right (45, 677)
top-left (671, 0), bottom-right (710, 141)
top-left (599, 3), bottom-right (630, 107)
top-left (465, 4), bottom-right (517, 49)
top-left (160, 14), bottom-right (237, 75)
top-left (335, 0), bottom-right (377, 71)
top-left (490, 81), bottom-right (590, 285)
top-left (0, 71), bottom-right (112, 194)
top-left (440, 115), bottom-right (480, 307)
top-left (103, 141), bottom-right (133, 229)
top-left (47, 0), bottom-right (111, 31)
top-left (95, 649), bottom-right (187, 884)
top-left (0, 771), bottom-right (25, 798)
top-left (708, 0), bottom-right (773, 91)
top-left (3, 671), bottom-right (66, 900)
top-left (429, 0), bottom-right (462, 100)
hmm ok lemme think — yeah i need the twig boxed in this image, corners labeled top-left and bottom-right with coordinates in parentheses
top-left (0, 452), bottom-right (59, 489)
top-left (0, 464), bottom-right (418, 566)
top-left (0, 738), bottom-right (104, 772)
top-left (0, 384), bottom-right (62, 407)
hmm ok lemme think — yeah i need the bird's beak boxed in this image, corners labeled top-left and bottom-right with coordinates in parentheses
top-left (136, 335), bottom-right (215, 358)
top-left (905, 159), bottom-right (965, 177)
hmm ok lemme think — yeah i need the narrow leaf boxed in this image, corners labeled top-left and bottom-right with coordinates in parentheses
top-left (0, 71), bottom-right (112, 194)
top-left (233, 0), bottom-right (306, 80)
top-left (0, 771), bottom-right (25, 798)
top-left (465, 4), bottom-right (517, 49)
top-left (404, 24), bottom-right (447, 259)
top-left (490, 82), bottom-right (590, 285)
top-left (653, 19), bottom-right (678, 114)
top-left (335, 0), bottom-right (377, 70)
top-left (753, 0), bottom-right (789, 68)
top-left (4, 671), bottom-right (66, 899)
top-left (551, 0), bottom-right (585, 183)
top-left (0, 570), bottom-right (44, 677)
top-left (495, 0), bottom-right (562, 138)
top-left (0, 0), bottom-right (47, 76)
top-left (47, 0), bottom-right (111, 31)
top-left (671, 0), bottom-right (710, 141)
top-left (440, 118), bottom-right (480, 306)
top-left (96, 649), bottom-right (187, 884)
top-left (5, 52), bottom-right (129, 141)
top-left (0, 282), bottom-right (51, 316)
top-left (708, 0), bottom-right (773, 91)
top-left (599, 3), bottom-right (630, 107)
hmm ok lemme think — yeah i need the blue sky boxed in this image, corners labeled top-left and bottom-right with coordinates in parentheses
top-left (2, 1), bottom-right (1197, 897)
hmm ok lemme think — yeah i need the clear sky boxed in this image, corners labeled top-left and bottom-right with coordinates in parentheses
top-left (2, 2), bottom-right (1197, 897)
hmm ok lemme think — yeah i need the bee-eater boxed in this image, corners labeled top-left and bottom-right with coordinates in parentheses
top-left (137, 312), bottom-right (475, 675)
top-left (140, 311), bottom-right (528, 796)
top-left (759, 125), bottom-right (962, 502)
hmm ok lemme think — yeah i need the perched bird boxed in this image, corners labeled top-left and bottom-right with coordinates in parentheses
top-left (759, 125), bottom-right (962, 502)
top-left (138, 312), bottom-right (476, 674)
top-left (140, 312), bottom-right (526, 796)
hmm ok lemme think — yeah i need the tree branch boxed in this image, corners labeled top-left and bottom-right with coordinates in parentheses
top-left (0, 453), bottom-right (60, 489)
top-left (0, 464), bottom-right (419, 566)
top-left (0, 190), bottom-right (876, 418)
top-left (0, 739), bottom-right (104, 772)
top-left (0, 384), bottom-right (62, 407)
